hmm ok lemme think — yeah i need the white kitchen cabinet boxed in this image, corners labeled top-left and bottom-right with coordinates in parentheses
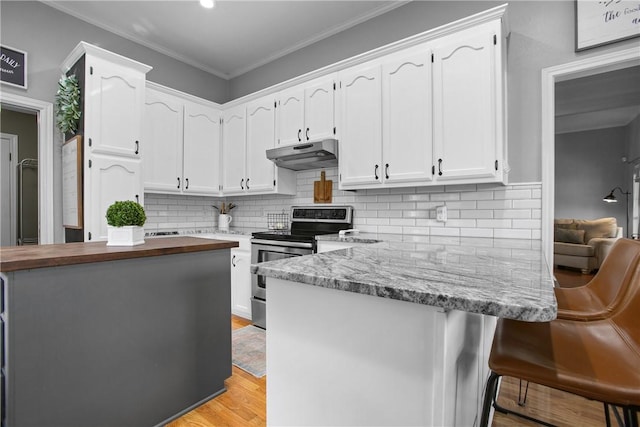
top-left (222, 97), bottom-right (296, 196)
top-left (338, 46), bottom-right (433, 190)
top-left (432, 20), bottom-right (505, 183)
top-left (62, 42), bottom-right (152, 242)
top-left (84, 54), bottom-right (147, 159)
top-left (222, 105), bottom-right (247, 194)
top-left (144, 84), bottom-right (222, 196)
top-left (87, 155), bottom-right (143, 242)
top-left (231, 248), bottom-right (252, 319)
top-left (182, 100), bottom-right (222, 195)
top-left (143, 86), bottom-right (183, 193)
top-left (276, 74), bottom-right (336, 147)
top-left (246, 96), bottom-right (277, 193)
top-left (338, 60), bottom-right (382, 187)
top-left (381, 45), bottom-right (434, 185)
top-left (196, 234), bottom-right (252, 319)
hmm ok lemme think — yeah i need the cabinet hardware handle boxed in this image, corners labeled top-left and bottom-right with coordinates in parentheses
top-left (438, 159), bottom-right (443, 176)
top-left (385, 163), bottom-right (389, 180)
top-left (177, 177), bottom-right (181, 188)
top-left (246, 178), bottom-right (250, 190)
top-left (495, 160), bottom-right (499, 171)
top-left (374, 164), bottom-right (379, 180)
top-left (135, 195), bottom-right (139, 203)
top-left (298, 129), bottom-right (302, 142)
top-left (241, 179), bottom-right (244, 189)
top-left (185, 178), bottom-right (189, 189)
top-left (232, 255), bottom-right (237, 267)
top-left (135, 140), bottom-right (139, 154)
top-left (306, 128), bottom-right (310, 140)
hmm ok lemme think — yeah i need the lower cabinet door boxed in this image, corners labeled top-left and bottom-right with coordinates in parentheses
top-left (230, 249), bottom-right (252, 319)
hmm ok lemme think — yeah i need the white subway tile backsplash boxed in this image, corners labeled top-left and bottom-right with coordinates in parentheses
top-left (145, 177), bottom-right (542, 240)
top-left (495, 229), bottom-right (533, 239)
top-left (494, 209), bottom-right (532, 219)
top-left (477, 200), bottom-right (513, 210)
top-left (477, 219), bottom-right (512, 229)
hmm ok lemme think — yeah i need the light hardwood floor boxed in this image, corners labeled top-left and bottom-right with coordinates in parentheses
top-left (167, 316), bottom-right (266, 427)
top-left (169, 316), bottom-right (605, 427)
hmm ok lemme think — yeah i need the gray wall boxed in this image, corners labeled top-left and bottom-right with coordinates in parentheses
top-left (1, 110), bottom-right (39, 243)
top-left (0, 1), bottom-right (228, 104)
top-left (555, 127), bottom-right (629, 233)
top-left (228, 0), bottom-right (640, 184)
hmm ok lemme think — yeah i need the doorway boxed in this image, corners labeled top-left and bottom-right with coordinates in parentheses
top-left (0, 93), bottom-right (54, 244)
top-left (541, 47), bottom-right (640, 270)
top-left (0, 133), bottom-right (18, 246)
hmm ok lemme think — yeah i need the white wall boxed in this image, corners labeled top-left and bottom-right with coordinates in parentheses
top-left (145, 172), bottom-right (542, 240)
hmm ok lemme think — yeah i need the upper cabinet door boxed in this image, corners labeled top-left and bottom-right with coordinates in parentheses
top-left (433, 22), bottom-right (500, 181)
top-left (276, 88), bottom-right (304, 147)
top-left (381, 45), bottom-right (433, 185)
top-left (85, 56), bottom-right (145, 158)
top-left (246, 96), bottom-right (276, 193)
top-left (338, 61), bottom-right (383, 187)
top-left (222, 105), bottom-right (247, 194)
top-left (143, 87), bottom-right (183, 193)
top-left (183, 101), bottom-right (222, 195)
top-left (304, 76), bottom-right (335, 142)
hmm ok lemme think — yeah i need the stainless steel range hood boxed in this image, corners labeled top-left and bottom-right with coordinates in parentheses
top-left (266, 139), bottom-right (338, 171)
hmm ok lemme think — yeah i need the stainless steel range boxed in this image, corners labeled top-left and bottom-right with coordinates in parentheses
top-left (251, 205), bottom-right (354, 329)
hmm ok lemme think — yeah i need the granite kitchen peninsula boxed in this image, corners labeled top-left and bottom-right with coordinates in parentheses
top-left (252, 236), bottom-right (556, 426)
top-left (0, 237), bottom-right (238, 427)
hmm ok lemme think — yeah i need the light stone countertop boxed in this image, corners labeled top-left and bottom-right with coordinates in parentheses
top-left (252, 236), bottom-right (557, 322)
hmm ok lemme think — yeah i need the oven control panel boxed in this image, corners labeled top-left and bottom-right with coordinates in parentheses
top-left (291, 206), bottom-right (353, 223)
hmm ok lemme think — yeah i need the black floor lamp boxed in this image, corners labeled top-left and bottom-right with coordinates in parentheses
top-left (603, 186), bottom-right (630, 238)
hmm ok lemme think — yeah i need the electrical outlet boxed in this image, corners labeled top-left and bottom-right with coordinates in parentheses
top-left (436, 205), bottom-right (447, 222)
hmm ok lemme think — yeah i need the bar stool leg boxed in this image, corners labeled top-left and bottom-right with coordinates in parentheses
top-left (480, 372), bottom-right (501, 427)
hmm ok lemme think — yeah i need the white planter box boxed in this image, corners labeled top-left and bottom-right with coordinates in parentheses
top-left (107, 226), bottom-right (145, 246)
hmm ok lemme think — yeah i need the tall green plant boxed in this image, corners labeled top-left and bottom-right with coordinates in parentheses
top-left (55, 74), bottom-right (81, 134)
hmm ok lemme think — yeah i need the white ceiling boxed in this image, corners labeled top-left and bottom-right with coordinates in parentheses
top-left (44, 0), bottom-right (408, 79)
top-left (42, 1), bottom-right (640, 133)
top-left (555, 65), bottom-right (640, 134)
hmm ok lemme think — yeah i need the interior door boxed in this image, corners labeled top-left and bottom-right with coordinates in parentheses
top-left (0, 133), bottom-right (17, 246)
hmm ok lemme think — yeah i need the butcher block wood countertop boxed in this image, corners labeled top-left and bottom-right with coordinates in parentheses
top-left (0, 237), bottom-right (239, 272)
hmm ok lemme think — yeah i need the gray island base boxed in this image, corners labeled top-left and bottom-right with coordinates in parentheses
top-left (0, 237), bottom-right (237, 427)
top-left (253, 238), bottom-right (556, 426)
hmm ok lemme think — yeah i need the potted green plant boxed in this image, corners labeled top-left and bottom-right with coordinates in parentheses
top-left (105, 200), bottom-right (146, 246)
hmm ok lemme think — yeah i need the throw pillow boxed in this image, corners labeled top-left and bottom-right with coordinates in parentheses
top-left (554, 219), bottom-right (578, 230)
top-left (575, 217), bottom-right (617, 242)
top-left (554, 228), bottom-right (586, 244)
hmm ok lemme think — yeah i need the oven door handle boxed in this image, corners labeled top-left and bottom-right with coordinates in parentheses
top-left (252, 239), bottom-right (314, 249)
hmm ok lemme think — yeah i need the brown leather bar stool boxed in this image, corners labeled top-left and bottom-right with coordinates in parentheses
top-left (555, 238), bottom-right (640, 321)
top-left (517, 239), bottom-right (640, 408)
top-left (480, 262), bottom-right (640, 427)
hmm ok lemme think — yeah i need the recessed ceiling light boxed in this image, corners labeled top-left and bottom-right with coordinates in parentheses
top-left (200, 0), bottom-right (215, 9)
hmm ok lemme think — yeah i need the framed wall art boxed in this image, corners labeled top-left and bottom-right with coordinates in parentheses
top-left (0, 45), bottom-right (27, 89)
top-left (576, 0), bottom-right (640, 51)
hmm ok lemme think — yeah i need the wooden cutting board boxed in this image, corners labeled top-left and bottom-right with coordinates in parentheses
top-left (314, 170), bottom-right (333, 203)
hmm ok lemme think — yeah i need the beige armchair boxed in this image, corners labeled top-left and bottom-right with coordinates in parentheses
top-left (554, 217), bottom-right (623, 274)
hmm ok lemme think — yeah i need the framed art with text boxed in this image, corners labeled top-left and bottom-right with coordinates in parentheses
top-left (0, 45), bottom-right (27, 89)
top-left (576, 0), bottom-right (640, 51)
